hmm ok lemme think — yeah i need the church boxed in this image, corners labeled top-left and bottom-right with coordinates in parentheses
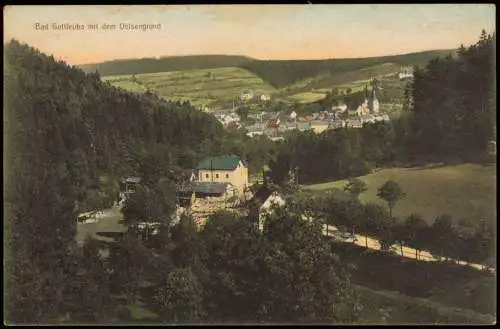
top-left (353, 80), bottom-right (379, 116)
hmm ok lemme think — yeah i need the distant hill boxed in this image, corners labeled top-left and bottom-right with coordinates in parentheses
top-left (239, 49), bottom-right (457, 89)
top-left (87, 49), bottom-right (457, 110)
top-left (78, 55), bottom-right (254, 76)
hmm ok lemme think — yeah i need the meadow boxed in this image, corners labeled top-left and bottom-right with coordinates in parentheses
top-left (103, 67), bottom-right (277, 109)
top-left (355, 285), bottom-right (494, 324)
top-left (304, 164), bottom-right (496, 225)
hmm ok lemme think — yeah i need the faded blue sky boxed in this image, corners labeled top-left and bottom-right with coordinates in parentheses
top-left (3, 4), bottom-right (495, 65)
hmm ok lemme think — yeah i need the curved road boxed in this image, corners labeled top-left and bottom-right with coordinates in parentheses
top-left (321, 222), bottom-right (494, 273)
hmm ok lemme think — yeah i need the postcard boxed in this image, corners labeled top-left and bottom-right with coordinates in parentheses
top-left (3, 4), bottom-right (496, 325)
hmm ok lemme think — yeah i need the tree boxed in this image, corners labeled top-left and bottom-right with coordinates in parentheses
top-left (361, 202), bottom-right (390, 249)
top-left (153, 268), bottom-right (205, 323)
top-left (170, 212), bottom-right (201, 269)
top-left (260, 206), bottom-right (360, 323)
top-left (237, 106), bottom-right (249, 121)
top-left (198, 210), bottom-right (264, 322)
top-left (377, 180), bottom-right (405, 218)
top-left (430, 214), bottom-right (454, 261)
top-left (64, 237), bottom-right (118, 323)
top-left (122, 182), bottom-right (176, 240)
top-left (108, 233), bottom-right (151, 304)
top-left (346, 87), bottom-right (352, 94)
top-left (404, 213), bottom-right (429, 260)
top-left (344, 177), bottom-right (367, 200)
top-left (391, 221), bottom-right (407, 256)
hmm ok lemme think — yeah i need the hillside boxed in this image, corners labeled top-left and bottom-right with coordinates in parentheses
top-left (304, 164), bottom-right (496, 225)
top-left (102, 67), bottom-right (277, 109)
top-left (84, 49), bottom-right (456, 111)
top-left (78, 55), bottom-right (253, 76)
top-left (240, 49), bottom-right (457, 89)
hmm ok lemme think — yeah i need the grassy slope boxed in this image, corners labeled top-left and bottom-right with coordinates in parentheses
top-left (304, 164), bottom-right (496, 225)
top-left (103, 67), bottom-right (277, 109)
top-left (92, 49), bottom-right (455, 110)
top-left (355, 284), bottom-right (494, 324)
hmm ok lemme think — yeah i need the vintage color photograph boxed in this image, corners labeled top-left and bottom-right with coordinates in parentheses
top-left (3, 4), bottom-right (496, 325)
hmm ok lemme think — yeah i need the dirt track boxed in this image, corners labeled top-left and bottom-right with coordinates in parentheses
top-left (322, 223), bottom-right (493, 273)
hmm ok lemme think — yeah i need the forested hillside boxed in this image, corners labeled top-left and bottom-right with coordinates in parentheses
top-left (79, 55), bottom-right (253, 76)
top-left (3, 40), bottom-right (267, 324)
top-left (239, 49), bottom-right (456, 89)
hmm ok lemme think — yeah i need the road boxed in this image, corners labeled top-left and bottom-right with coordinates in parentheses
top-left (79, 208), bottom-right (493, 273)
top-left (321, 222), bottom-right (494, 273)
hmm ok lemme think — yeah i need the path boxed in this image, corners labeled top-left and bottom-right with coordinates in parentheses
top-left (321, 222), bottom-right (494, 273)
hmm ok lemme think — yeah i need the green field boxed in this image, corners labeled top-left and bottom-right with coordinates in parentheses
top-left (288, 91), bottom-right (327, 103)
top-left (304, 164), bottom-right (496, 224)
top-left (355, 285), bottom-right (494, 324)
top-left (103, 67), bottom-right (277, 109)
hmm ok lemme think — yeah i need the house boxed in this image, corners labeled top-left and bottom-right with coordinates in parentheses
top-left (332, 101), bottom-right (348, 112)
top-left (240, 89), bottom-right (254, 102)
top-left (197, 155), bottom-right (249, 197)
top-left (359, 115), bottom-right (376, 124)
top-left (373, 114), bottom-right (390, 122)
top-left (177, 181), bottom-right (235, 203)
top-left (329, 119), bottom-right (346, 130)
top-left (121, 177), bottom-right (141, 194)
top-left (296, 122), bottom-right (312, 132)
top-left (269, 136), bottom-right (285, 142)
top-left (354, 99), bottom-right (371, 116)
top-left (260, 94), bottom-right (271, 102)
top-left (266, 117), bottom-right (280, 128)
top-left (258, 191), bottom-right (286, 232)
top-left (346, 118), bottom-right (363, 129)
top-left (310, 120), bottom-right (330, 134)
top-left (278, 123), bottom-right (297, 134)
top-left (399, 66), bottom-right (414, 80)
top-left (246, 125), bottom-right (265, 138)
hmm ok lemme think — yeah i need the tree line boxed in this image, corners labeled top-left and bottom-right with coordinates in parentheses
top-left (289, 178), bottom-right (494, 269)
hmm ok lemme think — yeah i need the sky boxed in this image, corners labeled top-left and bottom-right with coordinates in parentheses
top-left (3, 4), bottom-right (496, 65)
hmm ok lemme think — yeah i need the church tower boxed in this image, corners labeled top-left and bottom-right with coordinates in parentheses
top-left (371, 88), bottom-right (380, 114)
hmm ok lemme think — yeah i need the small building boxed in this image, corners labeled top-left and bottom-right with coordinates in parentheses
top-left (296, 122), bottom-right (312, 132)
top-left (121, 177), bottom-right (141, 194)
top-left (258, 191), bottom-right (286, 232)
top-left (260, 94), bottom-right (271, 102)
top-left (246, 126), bottom-right (265, 138)
top-left (354, 99), bottom-right (371, 116)
top-left (240, 90), bottom-right (254, 102)
top-left (373, 114), bottom-right (390, 122)
top-left (399, 66), bottom-right (414, 80)
top-left (310, 120), bottom-right (330, 134)
top-left (177, 181), bottom-right (235, 204)
top-left (346, 118), bottom-right (363, 129)
top-left (197, 155), bottom-right (249, 197)
top-left (332, 101), bottom-right (348, 112)
top-left (329, 119), bottom-right (346, 130)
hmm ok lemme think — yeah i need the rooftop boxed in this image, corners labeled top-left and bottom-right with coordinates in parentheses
top-left (123, 177), bottom-right (141, 184)
top-left (197, 154), bottom-right (247, 171)
top-left (178, 181), bottom-right (230, 195)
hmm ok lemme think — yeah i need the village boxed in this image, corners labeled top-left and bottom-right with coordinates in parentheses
top-left (211, 79), bottom-right (392, 141)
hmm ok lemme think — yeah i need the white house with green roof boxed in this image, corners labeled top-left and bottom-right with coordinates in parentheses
top-left (196, 155), bottom-right (249, 197)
